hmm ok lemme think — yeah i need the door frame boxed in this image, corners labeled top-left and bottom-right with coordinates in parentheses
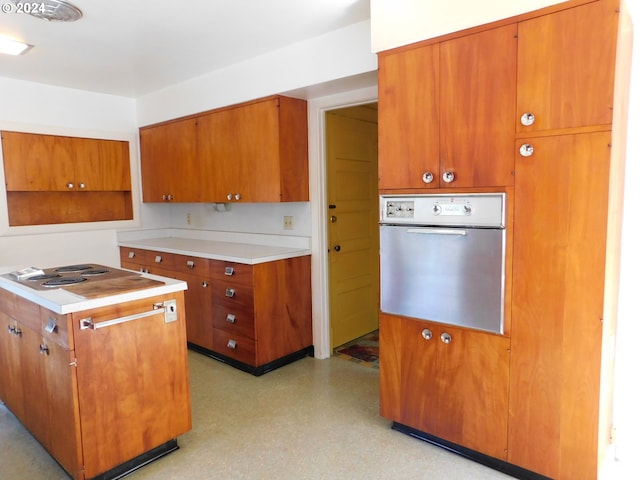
top-left (307, 86), bottom-right (378, 359)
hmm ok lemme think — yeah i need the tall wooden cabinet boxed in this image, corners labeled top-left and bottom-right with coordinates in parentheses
top-left (377, 1), bottom-right (630, 479)
top-left (139, 95), bottom-right (308, 203)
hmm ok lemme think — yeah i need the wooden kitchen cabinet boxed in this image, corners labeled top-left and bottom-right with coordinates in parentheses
top-left (376, 2), bottom-right (629, 478)
top-left (0, 295), bottom-right (82, 478)
top-left (509, 131), bottom-right (612, 479)
top-left (120, 247), bottom-right (214, 349)
top-left (1, 130), bottom-right (133, 226)
top-left (2, 131), bottom-right (130, 192)
top-left (197, 96), bottom-right (308, 202)
top-left (378, 24), bottom-right (516, 190)
top-left (139, 95), bottom-right (308, 203)
top-left (209, 256), bottom-right (313, 373)
top-left (516, 0), bottom-right (618, 134)
top-left (139, 117), bottom-right (202, 202)
top-left (380, 313), bottom-right (510, 459)
top-left (119, 246), bottom-right (313, 375)
top-left (0, 287), bottom-right (191, 480)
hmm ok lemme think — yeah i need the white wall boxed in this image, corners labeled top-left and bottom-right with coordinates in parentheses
top-left (0, 77), bottom-right (139, 268)
top-left (136, 20), bottom-right (377, 126)
top-left (370, 0), bottom-right (569, 52)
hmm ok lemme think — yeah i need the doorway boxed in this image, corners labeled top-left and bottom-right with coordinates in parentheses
top-left (324, 104), bottom-right (379, 349)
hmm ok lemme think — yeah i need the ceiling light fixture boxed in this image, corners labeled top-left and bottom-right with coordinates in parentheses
top-left (10, 0), bottom-right (83, 22)
top-left (0, 37), bottom-right (33, 56)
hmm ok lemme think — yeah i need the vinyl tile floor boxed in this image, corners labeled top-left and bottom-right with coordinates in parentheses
top-left (0, 350), bottom-right (521, 480)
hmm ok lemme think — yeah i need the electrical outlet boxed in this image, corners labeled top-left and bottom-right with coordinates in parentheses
top-left (284, 216), bottom-right (294, 230)
top-left (186, 213), bottom-right (192, 225)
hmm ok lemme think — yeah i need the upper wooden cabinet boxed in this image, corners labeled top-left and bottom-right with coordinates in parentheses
top-left (139, 95), bottom-right (309, 203)
top-left (1, 130), bottom-right (133, 226)
top-left (139, 118), bottom-right (202, 202)
top-left (516, 0), bottom-right (618, 133)
top-left (2, 131), bottom-right (130, 192)
top-left (378, 24), bottom-right (517, 190)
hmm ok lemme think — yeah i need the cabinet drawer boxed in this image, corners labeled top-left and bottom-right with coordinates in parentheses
top-left (14, 295), bottom-right (41, 331)
top-left (0, 288), bottom-right (16, 318)
top-left (213, 304), bottom-right (255, 339)
top-left (119, 247), bottom-right (148, 266)
top-left (172, 254), bottom-right (210, 277)
top-left (212, 327), bottom-right (256, 365)
top-left (40, 309), bottom-right (72, 350)
top-left (210, 260), bottom-right (253, 285)
top-left (143, 250), bottom-right (176, 270)
top-left (212, 282), bottom-right (254, 309)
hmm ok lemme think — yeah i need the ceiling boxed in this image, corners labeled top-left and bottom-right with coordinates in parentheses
top-left (0, 0), bottom-right (370, 98)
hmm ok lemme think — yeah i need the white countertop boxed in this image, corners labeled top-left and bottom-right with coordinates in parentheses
top-left (118, 237), bottom-right (311, 264)
top-left (0, 267), bottom-right (187, 315)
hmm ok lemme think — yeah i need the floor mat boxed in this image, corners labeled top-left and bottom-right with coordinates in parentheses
top-left (334, 330), bottom-right (379, 368)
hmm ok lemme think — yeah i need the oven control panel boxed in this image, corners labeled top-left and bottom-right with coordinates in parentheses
top-left (385, 201), bottom-right (415, 219)
top-left (380, 193), bottom-right (505, 228)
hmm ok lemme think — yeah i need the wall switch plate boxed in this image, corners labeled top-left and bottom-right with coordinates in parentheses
top-left (284, 216), bottom-right (294, 230)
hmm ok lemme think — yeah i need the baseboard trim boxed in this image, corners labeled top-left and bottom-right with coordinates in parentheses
top-left (392, 422), bottom-right (552, 480)
top-left (188, 343), bottom-right (314, 376)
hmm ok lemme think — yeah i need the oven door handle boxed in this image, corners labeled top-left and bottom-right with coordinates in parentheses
top-left (406, 228), bottom-right (467, 236)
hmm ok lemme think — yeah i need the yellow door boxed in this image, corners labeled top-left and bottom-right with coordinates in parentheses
top-left (326, 105), bottom-right (379, 349)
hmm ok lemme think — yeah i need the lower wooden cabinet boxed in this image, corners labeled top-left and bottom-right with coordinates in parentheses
top-left (119, 247), bottom-right (313, 374)
top-left (0, 289), bottom-right (191, 480)
top-left (380, 313), bottom-right (510, 459)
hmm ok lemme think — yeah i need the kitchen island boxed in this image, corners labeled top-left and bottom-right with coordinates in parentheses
top-left (0, 265), bottom-right (191, 480)
top-left (118, 234), bottom-right (313, 375)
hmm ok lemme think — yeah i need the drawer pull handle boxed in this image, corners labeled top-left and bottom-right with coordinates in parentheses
top-left (39, 344), bottom-right (50, 356)
top-left (154, 255), bottom-right (162, 263)
top-left (224, 266), bottom-right (235, 276)
top-left (225, 288), bottom-right (236, 298)
top-left (227, 339), bottom-right (237, 349)
top-left (186, 260), bottom-right (195, 269)
top-left (45, 317), bottom-right (58, 334)
top-left (128, 251), bottom-right (135, 258)
top-left (226, 313), bottom-right (236, 324)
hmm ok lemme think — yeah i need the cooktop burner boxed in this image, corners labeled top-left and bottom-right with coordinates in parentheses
top-left (81, 268), bottom-right (109, 276)
top-left (4, 263), bottom-right (140, 291)
top-left (26, 273), bottom-right (62, 281)
top-left (42, 276), bottom-right (88, 287)
top-left (55, 264), bottom-right (93, 273)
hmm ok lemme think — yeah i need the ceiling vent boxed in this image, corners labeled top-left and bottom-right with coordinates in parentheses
top-left (13, 0), bottom-right (83, 22)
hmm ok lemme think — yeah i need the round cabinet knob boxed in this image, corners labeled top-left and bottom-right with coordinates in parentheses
top-left (334, 245), bottom-right (341, 252)
top-left (422, 172), bottom-right (434, 184)
top-left (421, 329), bottom-right (433, 340)
top-left (520, 112), bottom-right (535, 126)
top-left (66, 182), bottom-right (74, 189)
top-left (440, 332), bottom-right (452, 344)
top-left (519, 144), bottom-right (535, 157)
top-left (234, 193), bottom-right (241, 201)
top-left (78, 182), bottom-right (86, 189)
top-left (227, 193), bottom-right (233, 201)
top-left (442, 171), bottom-right (455, 183)
top-left (201, 281), bottom-right (209, 288)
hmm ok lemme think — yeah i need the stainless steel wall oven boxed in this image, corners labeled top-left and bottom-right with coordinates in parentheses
top-left (379, 193), bottom-right (506, 334)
